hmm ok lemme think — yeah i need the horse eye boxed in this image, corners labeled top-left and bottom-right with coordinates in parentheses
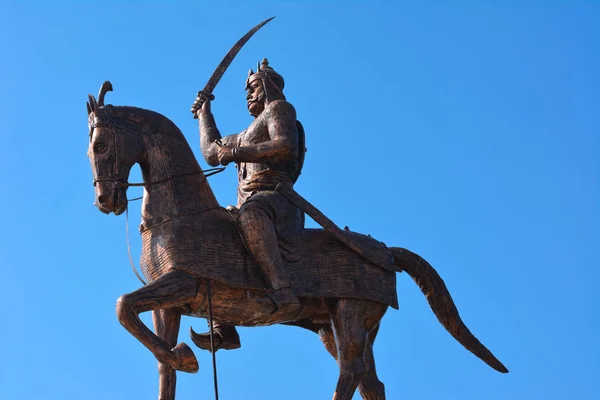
top-left (94, 143), bottom-right (107, 153)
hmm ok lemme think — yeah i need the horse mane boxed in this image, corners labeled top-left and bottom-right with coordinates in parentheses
top-left (102, 105), bottom-right (188, 143)
top-left (87, 82), bottom-right (187, 145)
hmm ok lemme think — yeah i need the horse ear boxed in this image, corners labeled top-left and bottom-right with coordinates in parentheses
top-left (97, 81), bottom-right (113, 107)
top-left (88, 94), bottom-right (97, 112)
top-left (86, 101), bottom-right (92, 115)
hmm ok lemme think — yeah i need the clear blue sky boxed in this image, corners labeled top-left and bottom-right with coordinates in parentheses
top-left (1, 1), bottom-right (598, 399)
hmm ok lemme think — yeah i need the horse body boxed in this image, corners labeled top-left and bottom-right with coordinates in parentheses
top-left (87, 94), bottom-right (507, 400)
top-left (140, 206), bottom-right (399, 311)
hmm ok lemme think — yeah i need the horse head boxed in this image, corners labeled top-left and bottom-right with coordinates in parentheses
top-left (87, 81), bottom-right (145, 215)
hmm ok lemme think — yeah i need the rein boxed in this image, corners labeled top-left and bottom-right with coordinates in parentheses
top-left (126, 167), bottom-right (225, 202)
top-left (128, 166), bottom-right (226, 187)
top-left (94, 167), bottom-right (225, 189)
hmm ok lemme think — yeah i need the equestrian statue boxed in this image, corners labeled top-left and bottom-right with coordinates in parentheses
top-left (86, 17), bottom-right (507, 400)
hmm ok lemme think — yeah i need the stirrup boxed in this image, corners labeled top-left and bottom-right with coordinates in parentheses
top-left (189, 327), bottom-right (241, 352)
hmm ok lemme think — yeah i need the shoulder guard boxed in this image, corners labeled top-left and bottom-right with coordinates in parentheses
top-left (292, 120), bottom-right (306, 183)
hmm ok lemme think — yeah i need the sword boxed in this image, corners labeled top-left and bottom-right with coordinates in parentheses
top-left (275, 183), bottom-right (398, 273)
top-left (191, 16), bottom-right (275, 119)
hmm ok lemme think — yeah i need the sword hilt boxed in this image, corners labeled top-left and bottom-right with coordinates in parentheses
top-left (191, 90), bottom-right (216, 119)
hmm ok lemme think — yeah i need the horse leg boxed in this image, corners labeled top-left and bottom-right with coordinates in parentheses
top-left (358, 323), bottom-right (386, 400)
top-left (319, 324), bottom-right (386, 399)
top-left (319, 325), bottom-right (338, 360)
top-left (329, 299), bottom-right (387, 400)
top-left (116, 270), bottom-right (199, 373)
top-left (282, 318), bottom-right (335, 358)
top-left (285, 317), bottom-right (383, 399)
top-left (153, 308), bottom-right (181, 400)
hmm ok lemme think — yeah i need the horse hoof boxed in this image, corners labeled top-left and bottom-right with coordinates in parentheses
top-left (172, 342), bottom-right (199, 373)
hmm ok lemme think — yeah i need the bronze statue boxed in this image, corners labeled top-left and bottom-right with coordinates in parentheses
top-left (87, 18), bottom-right (507, 400)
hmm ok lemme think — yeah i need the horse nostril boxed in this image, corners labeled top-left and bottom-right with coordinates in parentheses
top-left (98, 195), bottom-right (107, 204)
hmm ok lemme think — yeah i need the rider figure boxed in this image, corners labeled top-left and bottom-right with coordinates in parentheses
top-left (191, 58), bottom-right (306, 351)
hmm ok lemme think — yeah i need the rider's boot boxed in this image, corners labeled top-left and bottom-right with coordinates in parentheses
top-left (190, 321), bottom-right (241, 352)
top-left (239, 207), bottom-right (301, 315)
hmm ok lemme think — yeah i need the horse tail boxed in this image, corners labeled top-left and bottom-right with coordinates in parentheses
top-left (390, 247), bottom-right (509, 373)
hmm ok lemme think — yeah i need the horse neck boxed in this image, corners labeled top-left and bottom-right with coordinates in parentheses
top-left (137, 119), bottom-right (220, 222)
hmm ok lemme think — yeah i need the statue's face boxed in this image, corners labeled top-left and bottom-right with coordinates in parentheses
top-left (87, 121), bottom-right (130, 216)
top-left (246, 79), bottom-right (265, 117)
top-left (87, 109), bottom-right (144, 216)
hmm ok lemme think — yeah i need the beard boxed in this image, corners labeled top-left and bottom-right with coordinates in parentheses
top-left (248, 91), bottom-right (266, 104)
top-left (247, 91), bottom-right (266, 116)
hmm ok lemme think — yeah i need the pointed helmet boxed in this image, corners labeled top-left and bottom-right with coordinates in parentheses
top-left (245, 58), bottom-right (285, 92)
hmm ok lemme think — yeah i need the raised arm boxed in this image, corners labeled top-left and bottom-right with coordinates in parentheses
top-left (197, 101), bottom-right (239, 167)
top-left (232, 100), bottom-right (298, 164)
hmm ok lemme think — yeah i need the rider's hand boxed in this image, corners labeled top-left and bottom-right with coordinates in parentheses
top-left (195, 100), bottom-right (211, 118)
top-left (217, 146), bottom-right (235, 166)
top-left (191, 91), bottom-right (215, 118)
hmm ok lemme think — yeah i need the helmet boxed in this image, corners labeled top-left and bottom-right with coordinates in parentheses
top-left (245, 58), bottom-right (284, 92)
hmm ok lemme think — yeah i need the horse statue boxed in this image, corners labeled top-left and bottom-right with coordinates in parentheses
top-left (86, 81), bottom-right (507, 400)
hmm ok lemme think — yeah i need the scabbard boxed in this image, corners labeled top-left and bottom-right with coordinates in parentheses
top-left (275, 183), bottom-right (397, 272)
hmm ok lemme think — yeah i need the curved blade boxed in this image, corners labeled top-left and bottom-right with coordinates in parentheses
top-left (203, 16), bottom-right (275, 95)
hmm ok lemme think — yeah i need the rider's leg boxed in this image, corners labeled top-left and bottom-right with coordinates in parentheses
top-left (238, 203), bottom-right (300, 314)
